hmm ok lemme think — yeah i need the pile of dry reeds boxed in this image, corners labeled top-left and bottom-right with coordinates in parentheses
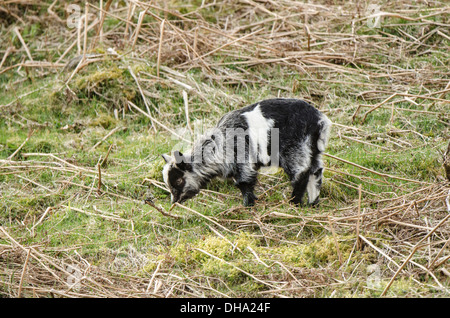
top-left (1, 0), bottom-right (448, 94)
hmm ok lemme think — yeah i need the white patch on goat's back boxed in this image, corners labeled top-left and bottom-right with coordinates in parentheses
top-left (242, 104), bottom-right (274, 165)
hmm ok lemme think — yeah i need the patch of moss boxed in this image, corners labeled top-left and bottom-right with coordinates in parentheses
top-left (75, 67), bottom-right (123, 91)
top-left (146, 160), bottom-right (165, 181)
top-left (144, 232), bottom-right (358, 287)
top-left (144, 232), bottom-right (259, 278)
top-left (70, 63), bottom-right (138, 108)
top-left (27, 139), bottom-right (55, 154)
top-left (2, 195), bottom-right (61, 223)
top-left (263, 235), bottom-right (354, 268)
top-left (90, 114), bottom-right (118, 129)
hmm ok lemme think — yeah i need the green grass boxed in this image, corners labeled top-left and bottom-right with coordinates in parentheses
top-left (0, 0), bottom-right (449, 298)
top-left (1, 59), bottom-right (448, 296)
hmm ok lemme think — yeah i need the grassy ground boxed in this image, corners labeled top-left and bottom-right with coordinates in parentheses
top-left (0, 0), bottom-right (449, 297)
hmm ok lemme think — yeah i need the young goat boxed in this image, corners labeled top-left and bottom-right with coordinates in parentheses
top-left (162, 98), bottom-right (332, 207)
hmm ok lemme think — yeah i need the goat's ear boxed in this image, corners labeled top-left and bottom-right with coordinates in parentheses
top-left (173, 150), bottom-right (192, 171)
top-left (173, 150), bottom-right (184, 163)
top-left (161, 154), bottom-right (172, 163)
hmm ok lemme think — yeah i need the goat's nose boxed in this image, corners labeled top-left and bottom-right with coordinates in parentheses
top-left (171, 195), bottom-right (179, 204)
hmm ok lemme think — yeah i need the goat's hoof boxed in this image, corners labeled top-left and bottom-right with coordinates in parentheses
top-left (309, 198), bottom-right (320, 208)
top-left (290, 198), bottom-right (303, 206)
top-left (243, 193), bottom-right (257, 207)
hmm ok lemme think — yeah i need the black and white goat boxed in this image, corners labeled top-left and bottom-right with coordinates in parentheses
top-left (162, 98), bottom-right (332, 207)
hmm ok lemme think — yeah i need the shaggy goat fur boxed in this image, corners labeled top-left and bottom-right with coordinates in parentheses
top-left (162, 98), bottom-right (332, 206)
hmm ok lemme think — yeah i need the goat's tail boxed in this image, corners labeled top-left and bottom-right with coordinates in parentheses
top-left (317, 114), bottom-right (332, 152)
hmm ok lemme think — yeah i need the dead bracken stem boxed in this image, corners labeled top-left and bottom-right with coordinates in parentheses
top-left (83, 2), bottom-right (88, 60)
top-left (92, 0), bottom-right (113, 48)
top-left (97, 163), bottom-right (102, 194)
top-left (7, 129), bottom-right (34, 161)
top-left (356, 184), bottom-right (362, 250)
top-left (17, 248), bottom-right (31, 298)
top-left (144, 198), bottom-right (182, 220)
top-left (157, 19), bottom-right (165, 78)
top-left (328, 216), bottom-right (343, 265)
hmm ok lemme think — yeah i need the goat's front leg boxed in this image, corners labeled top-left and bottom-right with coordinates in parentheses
top-left (236, 181), bottom-right (258, 206)
top-left (234, 165), bottom-right (258, 207)
top-left (307, 167), bottom-right (323, 207)
top-left (290, 171), bottom-right (309, 206)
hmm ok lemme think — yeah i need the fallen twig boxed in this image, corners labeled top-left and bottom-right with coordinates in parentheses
top-left (144, 198), bottom-right (182, 219)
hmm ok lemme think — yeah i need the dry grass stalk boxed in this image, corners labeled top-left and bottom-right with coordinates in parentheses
top-left (83, 2), bottom-right (89, 60)
top-left (124, 2), bottom-right (135, 39)
top-left (146, 260), bottom-right (163, 293)
top-left (100, 144), bottom-right (114, 167)
top-left (356, 184), bottom-right (362, 250)
top-left (99, 0), bottom-right (103, 41)
top-left (144, 198), bottom-right (182, 220)
top-left (97, 162), bottom-right (102, 194)
top-left (7, 129), bottom-right (33, 161)
top-left (31, 207), bottom-right (52, 231)
top-left (127, 100), bottom-right (191, 144)
top-left (0, 47), bottom-right (13, 70)
top-left (328, 216), bottom-right (343, 265)
top-left (89, 126), bottom-right (126, 152)
top-left (182, 90), bottom-right (193, 134)
top-left (92, 0), bottom-right (113, 48)
top-left (17, 248), bottom-right (31, 298)
top-left (157, 19), bottom-right (166, 78)
top-left (13, 27), bottom-right (33, 61)
top-left (127, 66), bottom-right (157, 118)
top-left (77, 14), bottom-right (82, 55)
top-left (132, 8), bottom-right (147, 50)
